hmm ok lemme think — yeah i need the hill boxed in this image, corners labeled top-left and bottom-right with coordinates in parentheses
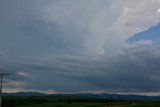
top-left (2, 92), bottom-right (160, 101)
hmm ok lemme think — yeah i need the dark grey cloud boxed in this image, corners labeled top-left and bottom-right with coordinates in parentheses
top-left (0, 0), bottom-right (160, 94)
top-left (0, 0), bottom-right (90, 58)
top-left (2, 44), bottom-right (159, 93)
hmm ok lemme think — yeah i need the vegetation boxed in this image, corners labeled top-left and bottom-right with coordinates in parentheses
top-left (1, 96), bottom-right (160, 107)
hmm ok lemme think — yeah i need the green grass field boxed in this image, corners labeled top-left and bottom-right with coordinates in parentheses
top-left (2, 96), bottom-right (160, 107)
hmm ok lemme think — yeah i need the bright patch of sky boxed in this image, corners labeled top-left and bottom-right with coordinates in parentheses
top-left (126, 24), bottom-right (160, 44)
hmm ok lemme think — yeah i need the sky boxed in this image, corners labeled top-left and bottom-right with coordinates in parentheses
top-left (127, 24), bottom-right (160, 43)
top-left (0, 0), bottom-right (160, 95)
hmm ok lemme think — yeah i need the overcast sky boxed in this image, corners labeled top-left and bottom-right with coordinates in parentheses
top-left (1, 0), bottom-right (160, 95)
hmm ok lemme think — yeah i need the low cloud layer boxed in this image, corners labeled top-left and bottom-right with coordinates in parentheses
top-left (1, 44), bottom-right (160, 94)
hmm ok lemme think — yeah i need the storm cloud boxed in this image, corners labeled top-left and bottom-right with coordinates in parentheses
top-left (0, 0), bottom-right (160, 95)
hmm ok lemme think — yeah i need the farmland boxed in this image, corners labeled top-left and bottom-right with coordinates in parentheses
top-left (2, 96), bottom-right (160, 107)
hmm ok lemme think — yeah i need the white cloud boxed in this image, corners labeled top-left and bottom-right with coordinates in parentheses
top-left (157, 8), bottom-right (160, 14)
top-left (39, 0), bottom-right (160, 55)
top-left (1, 0), bottom-right (160, 56)
top-left (131, 40), bottom-right (154, 46)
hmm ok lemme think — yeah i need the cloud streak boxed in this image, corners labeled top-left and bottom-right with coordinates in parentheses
top-left (2, 44), bottom-right (160, 94)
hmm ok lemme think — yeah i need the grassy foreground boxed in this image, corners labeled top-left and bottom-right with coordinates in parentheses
top-left (1, 96), bottom-right (160, 107)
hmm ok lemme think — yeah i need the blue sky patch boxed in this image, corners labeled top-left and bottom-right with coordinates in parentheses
top-left (126, 24), bottom-right (160, 43)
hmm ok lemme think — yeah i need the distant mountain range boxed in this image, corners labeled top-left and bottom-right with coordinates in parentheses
top-left (2, 92), bottom-right (47, 96)
top-left (2, 92), bottom-right (160, 101)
